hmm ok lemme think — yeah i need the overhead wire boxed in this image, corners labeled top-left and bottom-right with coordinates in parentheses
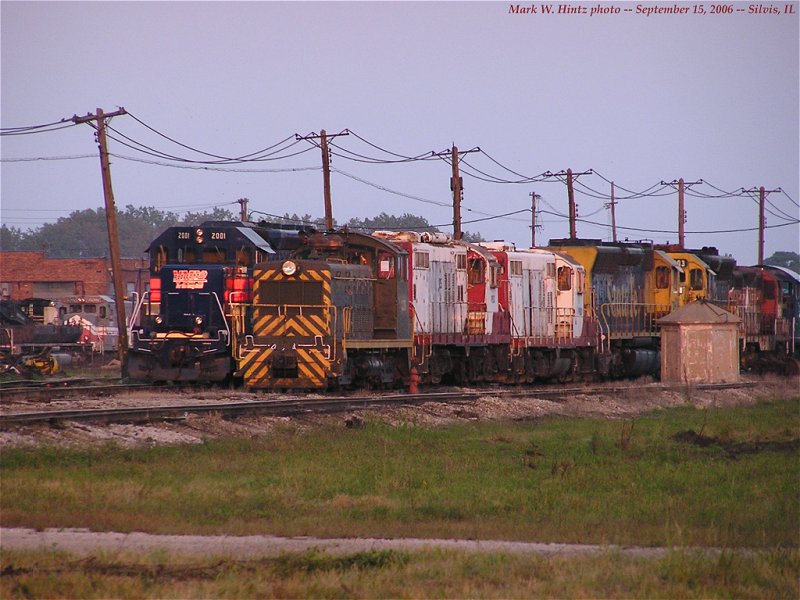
top-left (110, 153), bottom-right (321, 173)
top-left (0, 122), bottom-right (77, 136)
top-left (538, 209), bottom-right (798, 235)
top-left (126, 111), bottom-right (300, 162)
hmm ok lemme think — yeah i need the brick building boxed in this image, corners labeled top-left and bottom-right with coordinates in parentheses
top-left (0, 252), bottom-right (148, 301)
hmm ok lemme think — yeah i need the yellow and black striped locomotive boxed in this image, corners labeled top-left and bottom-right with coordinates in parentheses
top-left (232, 232), bottom-right (412, 389)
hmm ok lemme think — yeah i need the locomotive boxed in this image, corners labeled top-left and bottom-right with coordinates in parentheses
top-left (129, 217), bottom-right (799, 387)
top-left (127, 220), bottom-right (312, 382)
top-left (727, 264), bottom-right (798, 372)
top-left (59, 295), bottom-right (122, 353)
top-left (231, 231), bottom-right (680, 390)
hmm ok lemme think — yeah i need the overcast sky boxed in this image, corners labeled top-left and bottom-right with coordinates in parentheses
top-left (2, 0), bottom-right (798, 264)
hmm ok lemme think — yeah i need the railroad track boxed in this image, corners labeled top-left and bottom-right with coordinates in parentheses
top-left (0, 381), bottom-right (755, 429)
top-left (0, 381), bottom-right (161, 403)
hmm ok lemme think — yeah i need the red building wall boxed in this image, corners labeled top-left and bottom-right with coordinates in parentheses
top-left (0, 252), bottom-right (147, 300)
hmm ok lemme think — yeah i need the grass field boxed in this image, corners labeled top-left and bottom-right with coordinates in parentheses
top-left (3, 547), bottom-right (798, 599)
top-left (1, 396), bottom-right (798, 597)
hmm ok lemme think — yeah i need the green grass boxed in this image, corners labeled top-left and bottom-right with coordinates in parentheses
top-left (2, 547), bottom-right (798, 599)
top-left (2, 399), bottom-right (798, 549)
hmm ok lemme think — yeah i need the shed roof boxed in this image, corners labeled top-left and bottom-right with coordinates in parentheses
top-left (657, 300), bottom-right (740, 324)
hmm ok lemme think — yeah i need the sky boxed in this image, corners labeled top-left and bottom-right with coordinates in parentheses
top-left (2, 0), bottom-right (798, 265)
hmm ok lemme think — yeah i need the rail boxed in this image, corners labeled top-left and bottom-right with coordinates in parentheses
top-left (0, 381), bottom-right (757, 429)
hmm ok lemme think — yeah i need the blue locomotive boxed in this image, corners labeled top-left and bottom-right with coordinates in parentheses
top-left (127, 220), bottom-right (311, 382)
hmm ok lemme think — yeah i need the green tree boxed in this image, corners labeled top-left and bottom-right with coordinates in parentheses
top-left (764, 251), bottom-right (799, 272)
top-left (344, 212), bottom-right (484, 241)
top-left (180, 207), bottom-right (236, 225)
top-left (0, 225), bottom-right (27, 251)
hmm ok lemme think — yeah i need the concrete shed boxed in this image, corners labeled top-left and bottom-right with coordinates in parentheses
top-left (657, 301), bottom-right (741, 384)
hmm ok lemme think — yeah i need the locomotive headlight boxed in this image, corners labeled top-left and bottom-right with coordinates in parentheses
top-left (195, 228), bottom-right (204, 243)
top-left (194, 316), bottom-right (204, 326)
top-left (281, 260), bottom-right (298, 276)
top-left (154, 315), bottom-right (164, 325)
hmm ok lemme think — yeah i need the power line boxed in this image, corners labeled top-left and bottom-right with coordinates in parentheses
top-left (539, 209), bottom-right (798, 234)
top-left (1, 154), bottom-right (97, 162)
top-left (126, 111), bottom-right (300, 162)
top-left (110, 153), bottom-right (321, 173)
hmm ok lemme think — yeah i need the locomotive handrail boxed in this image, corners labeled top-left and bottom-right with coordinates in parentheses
top-left (597, 303), bottom-right (671, 348)
top-left (409, 303), bottom-right (432, 364)
top-left (128, 290), bottom-right (231, 348)
top-left (241, 302), bottom-right (338, 362)
top-left (211, 292), bottom-right (231, 347)
top-left (127, 291), bottom-right (149, 345)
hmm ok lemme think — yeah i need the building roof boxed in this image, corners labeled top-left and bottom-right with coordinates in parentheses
top-left (657, 300), bottom-right (740, 324)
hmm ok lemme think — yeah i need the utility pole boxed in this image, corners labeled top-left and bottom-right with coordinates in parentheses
top-left (661, 178), bottom-right (701, 248)
top-left (296, 130), bottom-right (349, 230)
top-left (72, 107), bottom-right (129, 376)
top-left (433, 145), bottom-right (480, 240)
top-left (236, 198), bottom-right (249, 222)
top-left (567, 169), bottom-right (577, 239)
top-left (553, 169), bottom-right (592, 239)
top-left (451, 146), bottom-right (463, 240)
top-left (744, 186), bottom-right (781, 264)
top-left (530, 191), bottom-right (541, 247)
top-left (604, 181), bottom-right (618, 242)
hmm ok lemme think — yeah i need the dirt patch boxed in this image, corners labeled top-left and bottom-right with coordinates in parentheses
top-left (0, 527), bottom-right (689, 559)
top-left (673, 429), bottom-right (800, 459)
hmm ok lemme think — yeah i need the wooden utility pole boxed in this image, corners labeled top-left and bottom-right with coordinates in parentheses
top-left (678, 178), bottom-right (685, 248)
top-left (72, 107), bottom-right (129, 375)
top-left (609, 182), bottom-right (618, 242)
top-left (567, 169), bottom-right (577, 239)
top-left (553, 169), bottom-right (592, 239)
top-left (321, 130), bottom-right (333, 230)
top-left (744, 186), bottom-right (781, 264)
top-left (451, 146), bottom-right (463, 240)
top-left (758, 186), bottom-right (765, 264)
top-left (661, 178), bottom-right (701, 248)
top-left (237, 198), bottom-right (249, 222)
top-left (296, 130), bottom-right (349, 231)
top-left (530, 191), bottom-right (541, 247)
top-left (434, 145), bottom-right (480, 240)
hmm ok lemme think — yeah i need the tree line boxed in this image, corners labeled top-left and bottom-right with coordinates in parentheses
top-left (0, 204), bottom-right (484, 258)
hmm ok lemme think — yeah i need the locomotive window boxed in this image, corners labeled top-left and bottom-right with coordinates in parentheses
top-left (99, 306), bottom-right (107, 318)
top-left (178, 247), bottom-right (197, 264)
top-left (414, 252), bottom-right (430, 269)
top-left (236, 247), bottom-right (253, 266)
top-left (546, 263), bottom-right (556, 277)
top-left (509, 260), bottom-right (523, 277)
top-left (689, 268), bottom-right (704, 291)
top-left (456, 254), bottom-right (467, 270)
top-left (557, 266), bottom-right (572, 291)
top-left (202, 248), bottom-right (227, 263)
top-left (153, 245), bottom-right (168, 272)
top-left (656, 266), bottom-right (670, 289)
top-left (468, 258), bottom-right (484, 285)
top-left (84, 304), bottom-right (97, 314)
top-left (489, 265), bottom-right (500, 288)
top-left (69, 304), bottom-right (82, 313)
